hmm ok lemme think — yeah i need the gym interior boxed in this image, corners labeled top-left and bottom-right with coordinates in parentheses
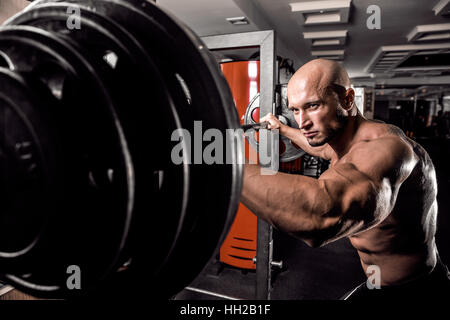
top-left (0, 0), bottom-right (449, 304)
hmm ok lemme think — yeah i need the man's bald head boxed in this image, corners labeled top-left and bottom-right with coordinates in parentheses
top-left (286, 59), bottom-right (356, 147)
top-left (288, 59), bottom-right (351, 99)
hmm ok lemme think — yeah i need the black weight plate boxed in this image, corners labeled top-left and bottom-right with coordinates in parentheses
top-left (0, 68), bottom-right (58, 270)
top-left (97, 0), bottom-right (244, 297)
top-left (6, 2), bottom-right (193, 282)
top-left (27, 0), bottom-right (243, 285)
top-left (8, 0), bottom-right (243, 299)
top-left (0, 26), bottom-right (134, 297)
top-left (84, 0), bottom-right (242, 297)
top-left (62, 0), bottom-right (243, 296)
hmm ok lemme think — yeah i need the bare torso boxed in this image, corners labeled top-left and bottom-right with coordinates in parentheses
top-left (337, 121), bottom-right (438, 285)
top-left (252, 112), bottom-right (439, 286)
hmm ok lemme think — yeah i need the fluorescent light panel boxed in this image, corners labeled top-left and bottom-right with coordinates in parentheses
top-left (414, 50), bottom-right (445, 55)
top-left (226, 16), bottom-right (249, 25)
top-left (312, 50), bottom-right (344, 55)
top-left (407, 23), bottom-right (450, 42)
top-left (323, 56), bottom-right (342, 60)
top-left (290, 0), bottom-right (351, 12)
top-left (366, 42), bottom-right (450, 73)
top-left (303, 30), bottom-right (347, 39)
top-left (312, 39), bottom-right (341, 46)
top-left (433, 0), bottom-right (450, 16)
top-left (417, 33), bottom-right (450, 41)
top-left (384, 52), bottom-right (409, 57)
top-left (290, 0), bottom-right (351, 25)
top-left (311, 50), bottom-right (344, 60)
top-left (305, 12), bottom-right (341, 24)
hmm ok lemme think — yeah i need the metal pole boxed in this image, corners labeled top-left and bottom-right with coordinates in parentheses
top-left (256, 31), bottom-right (276, 301)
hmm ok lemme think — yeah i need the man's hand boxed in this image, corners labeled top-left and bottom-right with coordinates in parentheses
top-left (260, 113), bottom-right (287, 133)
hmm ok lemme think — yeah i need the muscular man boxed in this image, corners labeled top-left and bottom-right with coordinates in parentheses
top-left (241, 59), bottom-right (450, 300)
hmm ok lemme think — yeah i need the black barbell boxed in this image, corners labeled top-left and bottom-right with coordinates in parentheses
top-left (0, 0), bottom-right (243, 299)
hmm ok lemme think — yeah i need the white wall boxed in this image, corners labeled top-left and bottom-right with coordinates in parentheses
top-left (443, 97), bottom-right (450, 113)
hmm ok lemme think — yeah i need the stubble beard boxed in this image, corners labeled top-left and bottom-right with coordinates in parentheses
top-left (307, 107), bottom-right (348, 147)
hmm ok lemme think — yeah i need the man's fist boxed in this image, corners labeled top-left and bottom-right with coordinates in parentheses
top-left (260, 113), bottom-right (287, 133)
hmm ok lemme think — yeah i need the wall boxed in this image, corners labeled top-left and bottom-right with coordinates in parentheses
top-left (0, 0), bottom-right (29, 24)
top-left (443, 97), bottom-right (450, 113)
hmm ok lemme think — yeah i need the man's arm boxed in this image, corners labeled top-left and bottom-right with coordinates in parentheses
top-left (241, 137), bottom-right (416, 247)
top-left (259, 113), bottom-right (331, 159)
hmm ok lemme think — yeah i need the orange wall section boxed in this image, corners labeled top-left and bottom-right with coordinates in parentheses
top-left (219, 61), bottom-right (260, 269)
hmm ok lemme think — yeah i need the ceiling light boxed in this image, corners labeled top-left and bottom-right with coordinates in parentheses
top-left (303, 30), bottom-right (347, 39)
top-left (305, 12), bottom-right (341, 24)
top-left (365, 43), bottom-right (450, 73)
top-left (290, 0), bottom-right (351, 12)
top-left (290, 0), bottom-right (351, 25)
top-left (311, 50), bottom-right (345, 60)
top-left (303, 30), bottom-right (347, 46)
top-left (311, 50), bottom-right (345, 55)
top-left (433, 0), bottom-right (450, 16)
top-left (312, 39), bottom-right (341, 46)
top-left (226, 16), bottom-right (249, 25)
top-left (407, 23), bottom-right (450, 42)
top-left (416, 33), bottom-right (450, 41)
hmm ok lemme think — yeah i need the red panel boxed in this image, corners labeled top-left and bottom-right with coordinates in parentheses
top-left (220, 61), bottom-right (259, 269)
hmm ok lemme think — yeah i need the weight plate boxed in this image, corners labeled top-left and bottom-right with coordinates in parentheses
top-left (3, 0), bottom-right (243, 299)
top-left (46, 0), bottom-right (243, 297)
top-left (6, 2), bottom-right (195, 288)
top-left (0, 68), bottom-right (56, 268)
top-left (0, 26), bottom-right (134, 297)
top-left (110, 0), bottom-right (243, 297)
top-left (59, 0), bottom-right (243, 297)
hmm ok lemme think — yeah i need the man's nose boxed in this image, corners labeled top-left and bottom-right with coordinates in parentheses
top-left (297, 111), bottom-right (312, 130)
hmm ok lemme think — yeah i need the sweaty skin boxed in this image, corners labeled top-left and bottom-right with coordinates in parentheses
top-left (241, 59), bottom-right (438, 286)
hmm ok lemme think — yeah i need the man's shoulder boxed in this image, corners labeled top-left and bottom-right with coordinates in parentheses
top-left (343, 131), bottom-right (417, 182)
top-left (351, 133), bottom-right (413, 159)
top-left (353, 121), bottom-right (413, 155)
top-left (359, 120), bottom-right (406, 140)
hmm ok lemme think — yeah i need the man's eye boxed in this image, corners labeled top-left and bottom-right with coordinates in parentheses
top-left (308, 104), bottom-right (319, 109)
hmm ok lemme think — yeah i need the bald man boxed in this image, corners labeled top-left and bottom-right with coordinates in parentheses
top-left (241, 59), bottom-right (450, 300)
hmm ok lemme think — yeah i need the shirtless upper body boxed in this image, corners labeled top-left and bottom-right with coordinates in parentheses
top-left (240, 59), bottom-right (438, 286)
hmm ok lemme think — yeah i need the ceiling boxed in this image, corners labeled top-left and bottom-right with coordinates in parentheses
top-left (158, 0), bottom-right (450, 87)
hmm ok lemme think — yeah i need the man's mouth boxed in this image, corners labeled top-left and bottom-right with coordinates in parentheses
top-left (303, 131), bottom-right (318, 138)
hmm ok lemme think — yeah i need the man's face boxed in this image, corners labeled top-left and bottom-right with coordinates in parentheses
top-left (287, 82), bottom-right (348, 147)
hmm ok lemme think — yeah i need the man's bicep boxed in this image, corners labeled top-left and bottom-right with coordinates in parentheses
top-left (319, 163), bottom-right (381, 217)
top-left (318, 161), bottom-right (395, 239)
top-left (324, 139), bottom-right (414, 222)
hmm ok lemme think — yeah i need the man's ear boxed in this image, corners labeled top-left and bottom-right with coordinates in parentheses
top-left (343, 88), bottom-right (355, 111)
